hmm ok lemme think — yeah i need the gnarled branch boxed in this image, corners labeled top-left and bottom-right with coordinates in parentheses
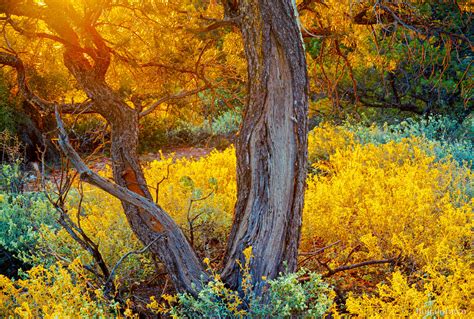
top-left (139, 86), bottom-right (209, 117)
top-left (0, 51), bottom-right (96, 114)
top-left (55, 107), bottom-right (167, 219)
top-left (55, 106), bottom-right (209, 293)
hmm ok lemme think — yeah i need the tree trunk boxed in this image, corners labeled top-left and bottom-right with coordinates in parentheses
top-left (20, 102), bottom-right (59, 163)
top-left (222, 0), bottom-right (309, 291)
top-left (2, 0), bottom-right (309, 296)
top-left (63, 49), bottom-right (208, 293)
top-left (105, 105), bottom-right (206, 292)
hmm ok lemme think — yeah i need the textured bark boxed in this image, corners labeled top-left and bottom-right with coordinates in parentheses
top-left (0, 0), bottom-right (207, 292)
top-left (17, 102), bottom-right (58, 163)
top-left (108, 105), bottom-right (207, 293)
top-left (2, 0), bottom-right (309, 296)
top-left (62, 51), bottom-right (208, 293)
top-left (55, 102), bottom-right (207, 293)
top-left (222, 0), bottom-right (309, 291)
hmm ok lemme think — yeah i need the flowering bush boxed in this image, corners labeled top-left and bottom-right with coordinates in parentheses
top-left (304, 123), bottom-right (473, 317)
top-left (1, 120), bottom-right (471, 317)
top-left (148, 247), bottom-right (334, 318)
top-left (0, 259), bottom-right (123, 318)
top-left (31, 148), bottom-right (236, 288)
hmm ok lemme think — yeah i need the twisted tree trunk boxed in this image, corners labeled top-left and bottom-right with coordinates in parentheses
top-left (1, 0), bottom-right (309, 296)
top-left (107, 104), bottom-right (207, 293)
top-left (63, 53), bottom-right (208, 292)
top-left (222, 0), bottom-right (309, 291)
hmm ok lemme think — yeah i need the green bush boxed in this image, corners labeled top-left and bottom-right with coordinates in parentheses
top-left (138, 111), bottom-right (241, 152)
top-left (0, 191), bottom-right (58, 263)
top-left (156, 270), bottom-right (333, 319)
top-left (211, 109), bottom-right (242, 135)
top-left (150, 248), bottom-right (334, 318)
top-left (0, 132), bottom-right (28, 193)
top-left (139, 116), bottom-right (213, 152)
top-left (0, 76), bottom-right (20, 135)
top-left (0, 106), bottom-right (18, 135)
top-left (344, 115), bottom-right (473, 166)
top-left (0, 161), bottom-right (25, 193)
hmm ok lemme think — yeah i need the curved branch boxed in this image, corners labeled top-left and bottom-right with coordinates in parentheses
top-left (297, 0), bottom-right (329, 12)
top-left (0, 51), bottom-right (53, 110)
top-left (55, 107), bottom-right (208, 293)
top-left (0, 51), bottom-right (96, 114)
top-left (191, 15), bottom-right (239, 33)
top-left (5, 16), bottom-right (84, 51)
top-left (56, 107), bottom-right (165, 215)
top-left (139, 86), bottom-right (209, 117)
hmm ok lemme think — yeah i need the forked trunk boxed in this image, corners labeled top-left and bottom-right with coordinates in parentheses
top-left (64, 48), bottom-right (207, 292)
top-left (222, 0), bottom-right (309, 291)
top-left (104, 103), bottom-right (207, 293)
top-left (2, 0), bottom-right (308, 297)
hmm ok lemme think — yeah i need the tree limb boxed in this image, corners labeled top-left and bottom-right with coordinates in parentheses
top-left (0, 51), bottom-right (96, 114)
top-left (297, 0), bottom-right (329, 12)
top-left (298, 256), bottom-right (399, 282)
top-left (322, 257), bottom-right (397, 278)
top-left (0, 51), bottom-right (54, 110)
top-left (192, 15), bottom-right (238, 33)
top-left (55, 106), bottom-right (184, 236)
top-left (299, 240), bottom-right (341, 256)
top-left (139, 86), bottom-right (209, 117)
top-left (55, 106), bottom-right (209, 293)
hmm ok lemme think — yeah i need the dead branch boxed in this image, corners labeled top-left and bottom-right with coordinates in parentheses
top-left (297, 0), bottom-right (329, 12)
top-left (54, 106), bottom-right (195, 254)
top-left (0, 52), bottom-right (95, 114)
top-left (322, 257), bottom-right (398, 278)
top-left (155, 163), bottom-right (172, 205)
top-left (186, 190), bottom-right (215, 248)
top-left (105, 234), bottom-right (163, 288)
top-left (43, 155), bottom-right (113, 292)
top-left (298, 256), bottom-right (399, 282)
top-left (300, 240), bottom-right (341, 256)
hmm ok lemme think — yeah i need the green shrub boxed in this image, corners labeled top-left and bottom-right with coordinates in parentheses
top-left (139, 115), bottom-right (213, 151)
top-left (0, 191), bottom-right (58, 263)
top-left (149, 248), bottom-right (334, 318)
top-left (0, 131), bottom-right (28, 193)
top-left (0, 162), bottom-right (25, 193)
top-left (0, 76), bottom-right (20, 135)
top-left (153, 270), bottom-right (333, 318)
top-left (0, 106), bottom-right (17, 135)
top-left (211, 109), bottom-right (242, 135)
top-left (344, 115), bottom-right (473, 166)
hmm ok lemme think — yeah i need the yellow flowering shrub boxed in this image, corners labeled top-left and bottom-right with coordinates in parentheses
top-left (4, 123), bottom-right (470, 317)
top-left (0, 259), bottom-right (119, 318)
top-left (34, 148), bottom-right (237, 286)
top-left (346, 255), bottom-right (473, 318)
top-left (307, 123), bottom-right (355, 163)
top-left (303, 140), bottom-right (472, 257)
top-left (304, 124), bottom-right (473, 316)
top-left (145, 147), bottom-right (236, 231)
top-left (34, 187), bottom-right (151, 285)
